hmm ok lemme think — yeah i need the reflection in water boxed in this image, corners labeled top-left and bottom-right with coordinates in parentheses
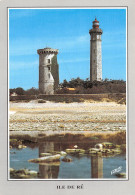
top-left (10, 140), bottom-right (126, 179)
top-left (39, 163), bottom-right (59, 179)
top-left (39, 142), bottom-right (54, 156)
top-left (91, 156), bottom-right (103, 178)
top-left (38, 142), bottom-right (60, 179)
top-left (38, 142), bottom-right (104, 179)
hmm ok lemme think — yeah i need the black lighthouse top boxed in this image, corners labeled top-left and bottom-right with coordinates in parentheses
top-left (89, 18), bottom-right (103, 35)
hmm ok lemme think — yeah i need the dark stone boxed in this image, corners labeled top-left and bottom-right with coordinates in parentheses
top-left (62, 157), bottom-right (72, 162)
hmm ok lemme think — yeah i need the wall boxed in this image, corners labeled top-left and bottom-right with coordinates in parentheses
top-left (10, 93), bottom-right (126, 102)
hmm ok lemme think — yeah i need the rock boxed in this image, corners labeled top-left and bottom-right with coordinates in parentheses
top-left (10, 168), bottom-right (14, 172)
top-left (120, 144), bottom-right (126, 153)
top-left (18, 174), bottom-right (30, 179)
top-left (28, 170), bottom-right (38, 176)
top-left (16, 169), bottom-right (29, 175)
top-left (115, 172), bottom-right (126, 178)
top-left (95, 143), bottom-right (103, 150)
top-left (40, 153), bottom-right (52, 157)
top-left (47, 151), bottom-right (67, 156)
top-left (18, 145), bottom-right (27, 149)
top-left (115, 145), bottom-right (121, 148)
top-left (74, 145), bottom-right (78, 149)
top-left (112, 148), bottom-right (122, 154)
top-left (62, 157), bottom-right (72, 162)
top-left (60, 151), bottom-right (67, 156)
top-left (102, 149), bottom-right (113, 154)
top-left (28, 154), bottom-right (61, 163)
top-left (10, 168), bottom-right (38, 179)
top-left (88, 148), bottom-right (101, 154)
top-left (10, 139), bottom-right (22, 147)
top-left (102, 142), bottom-right (115, 149)
top-left (65, 149), bottom-right (85, 154)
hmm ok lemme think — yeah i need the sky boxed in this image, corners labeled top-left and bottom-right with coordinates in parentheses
top-left (9, 8), bottom-right (127, 89)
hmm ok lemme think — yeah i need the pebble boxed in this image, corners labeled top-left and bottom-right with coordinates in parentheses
top-left (9, 102), bottom-right (126, 133)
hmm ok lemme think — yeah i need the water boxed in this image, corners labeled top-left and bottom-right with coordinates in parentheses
top-left (10, 141), bottom-right (126, 179)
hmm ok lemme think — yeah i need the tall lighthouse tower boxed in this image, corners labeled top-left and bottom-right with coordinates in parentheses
top-left (89, 18), bottom-right (103, 81)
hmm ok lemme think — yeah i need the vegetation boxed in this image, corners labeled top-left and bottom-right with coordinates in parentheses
top-left (10, 87), bottom-right (39, 96)
top-left (57, 78), bottom-right (126, 94)
top-left (9, 78), bottom-right (126, 96)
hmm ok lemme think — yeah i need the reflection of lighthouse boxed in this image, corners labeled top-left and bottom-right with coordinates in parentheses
top-left (91, 156), bottom-right (103, 178)
top-left (38, 142), bottom-right (60, 179)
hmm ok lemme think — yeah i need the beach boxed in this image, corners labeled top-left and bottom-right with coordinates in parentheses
top-left (9, 100), bottom-right (126, 138)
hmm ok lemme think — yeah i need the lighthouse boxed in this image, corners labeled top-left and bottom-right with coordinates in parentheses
top-left (89, 18), bottom-right (103, 81)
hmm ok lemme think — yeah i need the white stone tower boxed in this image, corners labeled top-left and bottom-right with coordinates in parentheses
top-left (89, 18), bottom-right (103, 81)
top-left (37, 47), bottom-right (59, 94)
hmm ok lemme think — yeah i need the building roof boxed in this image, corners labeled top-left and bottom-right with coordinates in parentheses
top-left (66, 88), bottom-right (76, 91)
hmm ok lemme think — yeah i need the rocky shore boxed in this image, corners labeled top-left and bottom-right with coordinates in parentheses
top-left (9, 100), bottom-right (126, 139)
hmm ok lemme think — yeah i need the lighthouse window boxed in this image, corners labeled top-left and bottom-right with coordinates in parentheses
top-left (48, 73), bottom-right (50, 78)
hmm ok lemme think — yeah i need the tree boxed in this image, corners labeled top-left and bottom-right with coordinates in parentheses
top-left (25, 87), bottom-right (39, 95)
top-left (62, 79), bottom-right (68, 87)
top-left (15, 87), bottom-right (25, 95)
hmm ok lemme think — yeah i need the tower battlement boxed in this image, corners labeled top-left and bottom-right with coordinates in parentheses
top-left (37, 48), bottom-right (58, 55)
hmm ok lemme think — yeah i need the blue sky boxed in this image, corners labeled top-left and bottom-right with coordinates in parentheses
top-left (9, 8), bottom-right (126, 89)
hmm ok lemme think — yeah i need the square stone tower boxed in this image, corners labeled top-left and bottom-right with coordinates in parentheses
top-left (89, 18), bottom-right (103, 82)
top-left (37, 47), bottom-right (59, 94)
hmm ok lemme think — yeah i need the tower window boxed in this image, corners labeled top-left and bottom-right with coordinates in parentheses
top-left (48, 73), bottom-right (50, 78)
top-left (47, 59), bottom-right (50, 63)
top-left (48, 66), bottom-right (51, 71)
